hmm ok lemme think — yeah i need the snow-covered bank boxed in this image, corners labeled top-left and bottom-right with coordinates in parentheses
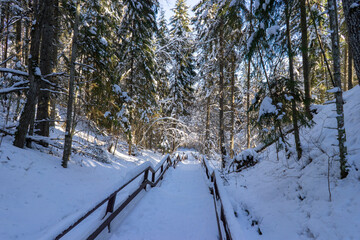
top-left (0, 134), bottom-right (164, 239)
top-left (224, 86), bottom-right (360, 239)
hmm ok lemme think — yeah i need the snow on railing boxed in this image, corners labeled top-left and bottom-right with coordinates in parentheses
top-left (55, 153), bottom-right (184, 240)
top-left (200, 156), bottom-right (244, 240)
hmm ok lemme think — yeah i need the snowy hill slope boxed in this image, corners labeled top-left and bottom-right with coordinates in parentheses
top-left (0, 125), bottom-right (164, 239)
top-left (224, 86), bottom-right (360, 240)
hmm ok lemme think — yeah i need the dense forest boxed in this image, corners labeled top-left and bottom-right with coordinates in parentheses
top-left (0, 0), bottom-right (359, 178)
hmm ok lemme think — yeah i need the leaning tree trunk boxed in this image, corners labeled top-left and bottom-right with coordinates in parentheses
top-left (328, 0), bottom-right (349, 178)
top-left (342, 0), bottom-right (360, 84)
top-left (36, 0), bottom-right (57, 138)
top-left (13, 0), bottom-right (43, 148)
top-left (62, 0), bottom-right (80, 168)
top-left (285, 0), bottom-right (302, 160)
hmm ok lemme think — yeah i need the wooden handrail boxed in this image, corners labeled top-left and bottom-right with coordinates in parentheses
top-left (55, 154), bottom-right (183, 240)
top-left (200, 156), bottom-right (234, 240)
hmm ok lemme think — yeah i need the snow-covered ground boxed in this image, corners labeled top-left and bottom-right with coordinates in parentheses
top-left (223, 86), bottom-right (360, 239)
top-left (108, 155), bottom-right (218, 240)
top-left (1, 87), bottom-right (360, 240)
top-left (0, 125), bottom-right (164, 239)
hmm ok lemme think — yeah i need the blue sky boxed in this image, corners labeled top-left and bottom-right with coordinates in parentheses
top-left (159, 0), bottom-right (199, 20)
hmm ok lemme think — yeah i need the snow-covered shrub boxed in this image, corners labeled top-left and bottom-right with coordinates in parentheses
top-left (229, 148), bottom-right (259, 172)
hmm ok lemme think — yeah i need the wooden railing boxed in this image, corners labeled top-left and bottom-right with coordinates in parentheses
top-left (200, 156), bottom-right (241, 240)
top-left (55, 153), bottom-right (183, 240)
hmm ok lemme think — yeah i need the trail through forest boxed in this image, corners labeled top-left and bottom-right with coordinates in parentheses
top-left (109, 155), bottom-right (218, 240)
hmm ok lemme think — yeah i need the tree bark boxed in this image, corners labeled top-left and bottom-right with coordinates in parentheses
top-left (50, 0), bottom-right (59, 128)
top-left (218, 20), bottom-right (226, 168)
top-left (229, 54), bottom-right (236, 158)
top-left (285, 0), bottom-right (302, 160)
top-left (13, 0), bottom-right (43, 148)
top-left (36, 0), bottom-right (57, 138)
top-left (15, 7), bottom-right (22, 62)
top-left (205, 94), bottom-right (211, 154)
top-left (246, 59), bottom-right (251, 149)
top-left (62, 0), bottom-right (80, 168)
top-left (328, 0), bottom-right (349, 178)
top-left (246, 0), bottom-right (253, 149)
top-left (300, 0), bottom-right (312, 119)
top-left (342, 0), bottom-right (360, 84)
top-left (348, 44), bottom-right (353, 89)
top-left (343, 42), bottom-right (348, 91)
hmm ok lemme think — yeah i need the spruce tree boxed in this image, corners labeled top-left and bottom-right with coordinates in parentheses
top-left (168, 0), bottom-right (195, 118)
top-left (116, 0), bottom-right (158, 155)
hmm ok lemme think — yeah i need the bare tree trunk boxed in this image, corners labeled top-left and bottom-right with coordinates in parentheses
top-left (246, 0), bottom-right (253, 149)
top-left (50, 0), bottom-right (59, 128)
top-left (15, 6), bottom-right (22, 61)
top-left (348, 44), bottom-right (353, 89)
top-left (219, 20), bottom-right (226, 168)
top-left (2, 3), bottom-right (9, 68)
top-left (23, 1), bottom-right (31, 67)
top-left (229, 54), bottom-right (236, 158)
top-left (36, 0), bottom-right (57, 138)
top-left (62, 0), bottom-right (80, 168)
top-left (246, 59), bottom-right (251, 149)
top-left (285, 0), bottom-right (302, 160)
top-left (300, 0), bottom-right (312, 119)
top-left (205, 94), bottom-right (211, 154)
top-left (328, 0), bottom-right (349, 179)
top-left (344, 42), bottom-right (348, 91)
top-left (342, 0), bottom-right (360, 83)
top-left (13, 0), bottom-right (43, 148)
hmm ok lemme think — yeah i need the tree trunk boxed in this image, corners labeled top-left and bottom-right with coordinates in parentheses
top-left (285, 0), bottom-right (302, 160)
top-left (342, 0), bottom-right (360, 84)
top-left (36, 0), bottom-right (57, 138)
top-left (328, 0), bottom-right (349, 179)
top-left (343, 42), bottom-right (348, 91)
top-left (205, 93), bottom-right (211, 154)
top-left (15, 7), bottom-right (22, 62)
top-left (13, 0), bottom-right (43, 148)
top-left (218, 20), bottom-right (226, 168)
top-left (246, 59), bottom-right (251, 149)
top-left (229, 54), bottom-right (236, 158)
top-left (246, 0), bottom-right (253, 149)
top-left (300, 0), bottom-right (311, 119)
top-left (348, 44), bottom-right (353, 89)
top-left (2, 3), bottom-right (9, 68)
top-left (62, 0), bottom-right (80, 168)
top-left (50, 0), bottom-right (59, 128)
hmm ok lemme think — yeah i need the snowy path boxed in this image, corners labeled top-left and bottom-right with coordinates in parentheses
top-left (109, 157), bottom-right (218, 240)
